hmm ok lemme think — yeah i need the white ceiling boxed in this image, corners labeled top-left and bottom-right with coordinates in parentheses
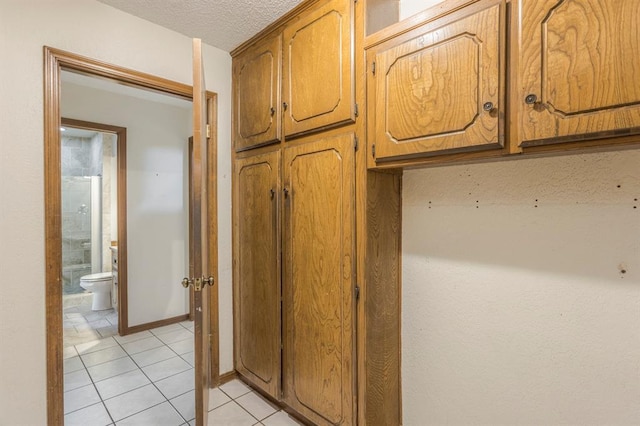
top-left (97, 0), bottom-right (304, 52)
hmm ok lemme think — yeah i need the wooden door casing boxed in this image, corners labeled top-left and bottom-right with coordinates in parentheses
top-left (283, 0), bottom-right (355, 139)
top-left (233, 151), bottom-right (281, 399)
top-left (283, 132), bottom-right (356, 426)
top-left (517, 0), bottom-right (640, 147)
top-left (369, 0), bottom-right (505, 161)
top-left (233, 35), bottom-right (282, 152)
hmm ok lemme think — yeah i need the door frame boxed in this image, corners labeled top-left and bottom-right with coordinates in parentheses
top-left (44, 47), bottom-right (219, 425)
top-left (60, 117), bottom-right (129, 335)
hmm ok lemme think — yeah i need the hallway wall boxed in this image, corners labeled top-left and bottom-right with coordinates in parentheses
top-left (0, 1), bottom-right (232, 424)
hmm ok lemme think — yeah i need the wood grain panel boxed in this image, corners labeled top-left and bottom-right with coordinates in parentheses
top-left (518, 0), bottom-right (640, 147)
top-left (283, 132), bottom-right (355, 426)
top-left (283, 0), bottom-right (354, 138)
top-left (234, 151), bottom-right (281, 399)
top-left (233, 35), bottom-right (282, 151)
top-left (364, 171), bottom-right (402, 426)
top-left (369, 0), bottom-right (505, 161)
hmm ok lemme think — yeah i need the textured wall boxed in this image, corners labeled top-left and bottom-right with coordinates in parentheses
top-left (402, 150), bottom-right (640, 424)
top-left (0, 1), bottom-right (232, 423)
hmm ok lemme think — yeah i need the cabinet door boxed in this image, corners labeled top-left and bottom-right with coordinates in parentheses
top-left (283, 133), bottom-right (356, 426)
top-left (518, 0), bottom-right (640, 147)
top-left (369, 1), bottom-right (504, 161)
top-left (233, 151), bottom-right (281, 398)
top-left (233, 35), bottom-right (282, 152)
top-left (283, 0), bottom-right (354, 138)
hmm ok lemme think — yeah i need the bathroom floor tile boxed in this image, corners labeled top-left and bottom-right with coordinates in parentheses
top-left (114, 330), bottom-right (153, 345)
top-left (64, 356), bottom-right (84, 373)
top-left (88, 356), bottom-right (137, 382)
top-left (64, 402), bottom-right (112, 426)
top-left (207, 401), bottom-right (257, 426)
top-left (169, 390), bottom-right (194, 422)
top-left (142, 356), bottom-right (191, 382)
top-left (236, 391), bottom-right (279, 421)
top-left (149, 323), bottom-right (184, 336)
top-left (116, 401), bottom-right (184, 426)
top-left (97, 325), bottom-right (119, 338)
top-left (81, 345), bottom-right (127, 367)
top-left (65, 384), bottom-right (102, 414)
top-left (208, 388), bottom-right (231, 411)
top-left (220, 379), bottom-right (252, 399)
top-left (155, 369), bottom-right (194, 400)
top-left (76, 337), bottom-right (118, 355)
top-left (156, 329), bottom-right (193, 345)
top-left (64, 346), bottom-right (79, 359)
top-left (121, 336), bottom-right (164, 355)
top-left (131, 345), bottom-right (177, 367)
top-left (95, 369), bottom-right (150, 400)
top-left (64, 368), bottom-right (92, 392)
top-left (168, 338), bottom-right (194, 355)
top-left (103, 384), bottom-right (166, 421)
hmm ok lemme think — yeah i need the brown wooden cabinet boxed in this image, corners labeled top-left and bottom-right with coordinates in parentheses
top-left (516, 0), bottom-right (640, 148)
top-left (233, 35), bottom-right (282, 152)
top-left (367, 0), bottom-right (505, 162)
top-left (282, 132), bottom-right (356, 426)
top-left (233, 151), bottom-right (281, 399)
top-left (283, 0), bottom-right (355, 138)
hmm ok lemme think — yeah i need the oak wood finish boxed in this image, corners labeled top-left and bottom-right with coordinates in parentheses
top-left (192, 38), bottom-right (211, 426)
top-left (44, 47), bottom-right (220, 426)
top-left (368, 0), bottom-right (505, 161)
top-left (233, 151), bottom-right (281, 398)
top-left (283, 132), bottom-right (356, 426)
top-left (516, 0), bottom-right (640, 148)
top-left (233, 34), bottom-right (282, 152)
top-left (283, 0), bottom-right (355, 138)
top-left (60, 118), bottom-right (130, 335)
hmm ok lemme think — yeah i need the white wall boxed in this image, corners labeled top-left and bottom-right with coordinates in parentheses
top-left (0, 1), bottom-right (233, 424)
top-left (62, 81), bottom-right (192, 326)
top-left (402, 150), bottom-right (640, 424)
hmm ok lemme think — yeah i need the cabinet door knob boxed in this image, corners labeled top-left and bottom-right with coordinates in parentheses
top-left (525, 94), bottom-right (538, 105)
top-left (282, 102), bottom-right (288, 111)
top-left (270, 107), bottom-right (275, 116)
top-left (270, 188), bottom-right (275, 199)
top-left (483, 101), bottom-right (494, 112)
top-left (283, 187), bottom-right (289, 198)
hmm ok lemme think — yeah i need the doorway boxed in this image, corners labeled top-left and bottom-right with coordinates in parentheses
top-left (44, 47), bottom-right (219, 425)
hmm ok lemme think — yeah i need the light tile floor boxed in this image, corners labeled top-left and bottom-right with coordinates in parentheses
top-left (63, 293), bottom-right (118, 347)
top-left (64, 320), bottom-right (303, 425)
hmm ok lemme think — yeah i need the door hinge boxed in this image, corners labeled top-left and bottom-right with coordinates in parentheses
top-left (206, 124), bottom-right (211, 139)
top-left (354, 136), bottom-right (359, 151)
top-left (372, 144), bottom-right (376, 158)
top-left (354, 103), bottom-right (359, 117)
top-left (355, 285), bottom-right (360, 301)
top-left (372, 61), bottom-right (376, 75)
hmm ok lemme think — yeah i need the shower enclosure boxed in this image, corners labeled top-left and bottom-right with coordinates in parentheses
top-left (61, 176), bottom-right (102, 295)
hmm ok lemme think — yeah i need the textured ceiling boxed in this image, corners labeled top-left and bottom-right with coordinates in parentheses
top-left (97, 0), bottom-right (304, 52)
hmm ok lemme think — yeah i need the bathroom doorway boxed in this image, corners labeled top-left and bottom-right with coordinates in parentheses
top-left (60, 118), bottom-right (127, 346)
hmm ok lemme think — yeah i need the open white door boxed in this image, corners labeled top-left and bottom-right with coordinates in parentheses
top-left (184, 38), bottom-right (211, 426)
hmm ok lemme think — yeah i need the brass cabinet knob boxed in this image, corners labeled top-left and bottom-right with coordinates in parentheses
top-left (525, 94), bottom-right (538, 105)
top-left (483, 101), bottom-right (494, 112)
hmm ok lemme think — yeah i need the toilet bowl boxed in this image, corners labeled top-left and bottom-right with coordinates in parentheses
top-left (79, 272), bottom-right (113, 311)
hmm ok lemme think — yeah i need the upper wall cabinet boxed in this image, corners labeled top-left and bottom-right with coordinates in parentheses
top-left (283, 0), bottom-right (355, 138)
top-left (517, 0), bottom-right (640, 148)
top-left (367, 0), bottom-right (505, 162)
top-left (233, 35), bottom-right (282, 152)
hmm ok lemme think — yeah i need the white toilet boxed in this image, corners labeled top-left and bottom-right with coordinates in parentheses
top-left (79, 272), bottom-right (113, 311)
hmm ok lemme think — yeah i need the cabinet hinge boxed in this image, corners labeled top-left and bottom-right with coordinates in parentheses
top-left (354, 103), bottom-right (359, 117)
top-left (372, 144), bottom-right (376, 158)
top-left (372, 61), bottom-right (376, 75)
top-left (206, 124), bottom-right (211, 139)
top-left (354, 136), bottom-right (359, 151)
top-left (355, 285), bottom-right (360, 301)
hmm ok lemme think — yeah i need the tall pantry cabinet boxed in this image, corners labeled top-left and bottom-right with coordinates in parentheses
top-left (231, 0), bottom-right (402, 425)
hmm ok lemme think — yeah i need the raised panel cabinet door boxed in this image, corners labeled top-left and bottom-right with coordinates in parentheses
top-left (518, 0), bottom-right (640, 147)
top-left (283, 0), bottom-right (355, 138)
top-left (283, 133), bottom-right (356, 426)
top-left (370, 0), bottom-right (505, 161)
top-left (233, 152), bottom-right (281, 399)
top-left (233, 35), bottom-right (282, 152)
